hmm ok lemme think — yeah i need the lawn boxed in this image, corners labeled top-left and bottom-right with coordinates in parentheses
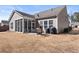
top-left (0, 28), bottom-right (79, 53)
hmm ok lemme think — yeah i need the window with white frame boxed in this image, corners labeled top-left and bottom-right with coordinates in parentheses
top-left (44, 21), bottom-right (48, 29)
top-left (49, 20), bottom-right (53, 28)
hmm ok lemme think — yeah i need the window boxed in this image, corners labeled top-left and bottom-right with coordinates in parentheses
top-left (44, 21), bottom-right (48, 29)
top-left (11, 22), bottom-right (13, 29)
top-left (49, 20), bottom-right (53, 28)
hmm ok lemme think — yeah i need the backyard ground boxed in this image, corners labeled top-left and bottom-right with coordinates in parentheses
top-left (0, 28), bottom-right (79, 53)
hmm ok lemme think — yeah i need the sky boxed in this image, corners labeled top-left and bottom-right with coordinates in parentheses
top-left (0, 5), bottom-right (79, 22)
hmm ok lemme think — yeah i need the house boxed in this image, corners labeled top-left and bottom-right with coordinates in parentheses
top-left (9, 6), bottom-right (69, 34)
top-left (71, 21), bottom-right (79, 28)
top-left (0, 20), bottom-right (9, 31)
top-left (1, 20), bottom-right (9, 26)
top-left (73, 12), bottom-right (79, 22)
top-left (69, 12), bottom-right (79, 28)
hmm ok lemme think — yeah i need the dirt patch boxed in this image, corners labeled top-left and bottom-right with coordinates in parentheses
top-left (0, 31), bottom-right (79, 53)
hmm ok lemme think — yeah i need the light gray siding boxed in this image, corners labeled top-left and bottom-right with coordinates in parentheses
top-left (57, 6), bottom-right (69, 33)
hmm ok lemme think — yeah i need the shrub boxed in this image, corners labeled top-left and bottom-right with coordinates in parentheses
top-left (63, 28), bottom-right (69, 33)
top-left (63, 26), bottom-right (72, 33)
top-left (46, 28), bottom-right (50, 33)
top-left (46, 27), bottom-right (57, 34)
top-left (51, 27), bottom-right (57, 34)
top-left (68, 26), bottom-right (72, 31)
top-left (75, 25), bottom-right (78, 28)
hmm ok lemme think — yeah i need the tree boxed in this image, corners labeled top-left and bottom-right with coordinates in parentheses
top-left (71, 15), bottom-right (74, 21)
top-left (76, 14), bottom-right (79, 22)
top-left (72, 12), bottom-right (79, 22)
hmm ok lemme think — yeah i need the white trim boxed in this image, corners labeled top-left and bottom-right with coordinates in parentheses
top-left (22, 18), bottom-right (24, 33)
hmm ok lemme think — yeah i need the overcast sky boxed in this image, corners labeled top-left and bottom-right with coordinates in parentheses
top-left (0, 5), bottom-right (79, 22)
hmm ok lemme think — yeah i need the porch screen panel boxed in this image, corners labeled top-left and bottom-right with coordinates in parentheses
top-left (15, 20), bottom-right (18, 31)
top-left (17, 20), bottom-right (19, 32)
top-left (24, 19), bottom-right (27, 32)
top-left (28, 20), bottom-right (31, 32)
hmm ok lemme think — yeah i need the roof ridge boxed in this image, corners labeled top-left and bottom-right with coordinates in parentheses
top-left (14, 10), bottom-right (34, 17)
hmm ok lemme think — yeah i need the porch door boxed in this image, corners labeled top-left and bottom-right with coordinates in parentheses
top-left (31, 20), bottom-right (36, 32)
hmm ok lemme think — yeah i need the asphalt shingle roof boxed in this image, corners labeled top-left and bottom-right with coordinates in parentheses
top-left (34, 6), bottom-right (66, 19)
top-left (9, 6), bottom-right (66, 21)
